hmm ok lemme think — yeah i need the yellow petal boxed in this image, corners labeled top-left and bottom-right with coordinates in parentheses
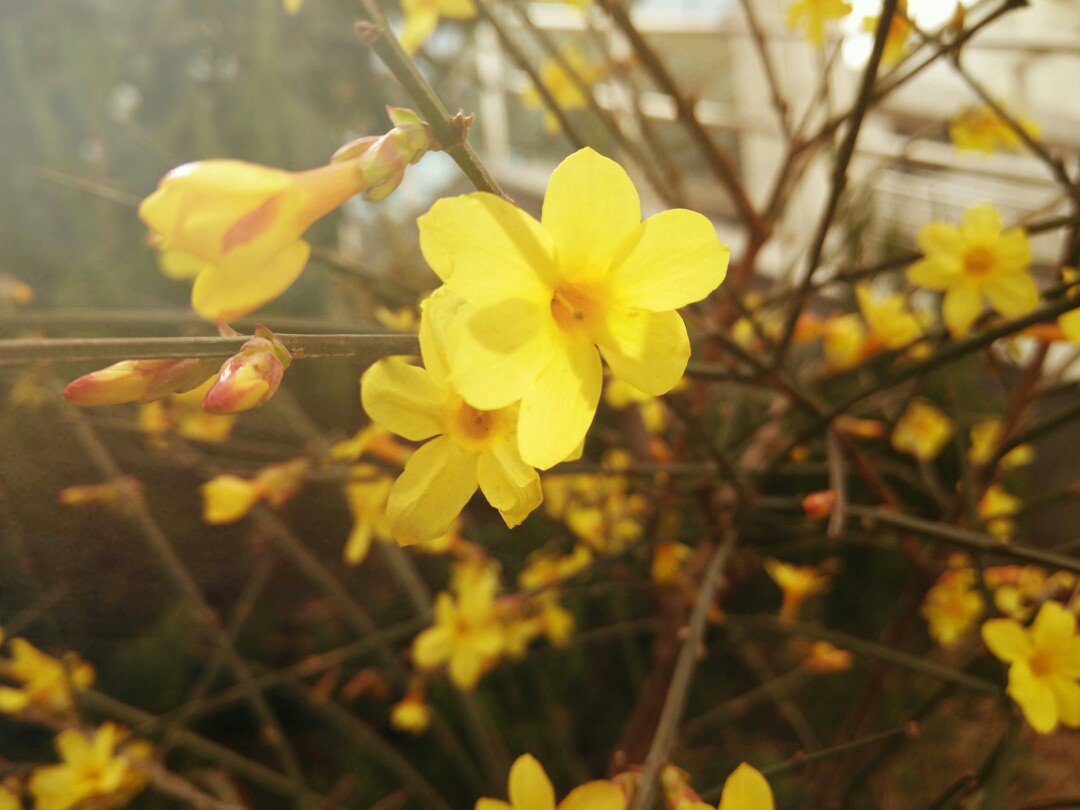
top-left (418, 193), bottom-right (556, 307)
top-left (1008, 660), bottom-right (1058, 733)
top-left (398, 3), bottom-right (440, 54)
top-left (508, 755), bottom-right (557, 810)
top-left (981, 618), bottom-right (1032, 663)
top-left (917, 222), bottom-right (965, 257)
top-left (608, 210), bottom-right (729, 311)
top-left (718, 763), bottom-right (774, 810)
top-left (994, 229), bottom-right (1032, 273)
top-left (518, 337), bottom-right (602, 470)
top-left (420, 286), bottom-right (468, 390)
top-left (983, 271), bottom-right (1039, 319)
top-left (158, 250), bottom-right (206, 280)
top-left (191, 239), bottom-right (310, 322)
top-left (477, 437), bottom-right (543, 528)
top-left (449, 648), bottom-right (484, 689)
top-left (475, 801), bottom-right (514, 810)
top-left (541, 148), bottom-right (640, 282)
top-left (961, 203), bottom-right (1002, 244)
top-left (596, 307), bottom-right (689, 396)
top-left (559, 781), bottom-right (626, 810)
top-left (361, 358), bottom-right (445, 441)
top-left (907, 256), bottom-right (960, 290)
top-left (439, 0), bottom-right (476, 19)
top-left (386, 436), bottom-right (478, 544)
top-left (413, 622), bottom-right (453, 670)
top-left (942, 281), bottom-right (983, 336)
top-left (1031, 600), bottom-right (1076, 647)
top-left (450, 299), bottom-right (556, 411)
top-left (1049, 675), bottom-right (1080, 728)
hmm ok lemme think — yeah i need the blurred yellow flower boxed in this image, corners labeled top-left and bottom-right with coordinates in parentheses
top-left (343, 466), bottom-right (395, 564)
top-left (651, 541), bottom-right (692, 585)
top-left (786, 0), bottom-right (852, 46)
top-left (803, 640), bottom-right (854, 673)
top-left (374, 305), bottom-right (420, 331)
top-left (679, 762), bottom-right (774, 810)
top-left (518, 545), bottom-right (592, 591)
top-left (399, 0), bottom-right (476, 54)
top-left (979, 484), bottom-right (1021, 540)
top-left (389, 692), bottom-right (432, 734)
top-left (891, 399), bottom-right (954, 461)
top-left (907, 204), bottom-right (1036, 336)
top-left (418, 147), bottom-right (729, 470)
top-left (986, 566), bottom-right (1076, 622)
top-left (201, 458), bottom-right (309, 524)
top-left (604, 377), bottom-right (669, 435)
top-left (764, 558), bottom-right (833, 620)
top-left (856, 283), bottom-right (924, 352)
top-left (521, 46), bottom-right (605, 134)
top-left (0, 638), bottom-right (94, 719)
top-left (967, 419), bottom-right (1034, 469)
top-left (921, 567), bottom-right (983, 647)
top-left (950, 103), bottom-right (1040, 154)
top-left (476, 754), bottom-right (625, 810)
top-left (981, 601), bottom-right (1080, 733)
top-left (821, 313), bottom-right (867, 371)
top-left (29, 723), bottom-right (152, 810)
top-left (362, 288), bottom-right (542, 544)
top-left (0, 275), bottom-right (33, 307)
top-left (862, 0), bottom-right (912, 67)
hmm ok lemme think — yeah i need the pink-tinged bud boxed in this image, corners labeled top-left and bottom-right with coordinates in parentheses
top-left (331, 107), bottom-right (434, 201)
top-left (802, 489), bottom-right (838, 519)
top-left (63, 358), bottom-right (219, 407)
top-left (202, 327), bottom-right (292, 414)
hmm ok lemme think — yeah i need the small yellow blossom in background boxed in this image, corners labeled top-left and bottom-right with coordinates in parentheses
top-left (921, 566), bottom-right (983, 646)
top-left (58, 476), bottom-right (141, 509)
top-left (891, 399), bottom-right (954, 461)
top-left (140, 109), bottom-right (432, 321)
top-left (389, 691), bottom-right (432, 734)
top-left (855, 283), bottom-right (924, 353)
top-left (29, 723), bottom-right (152, 810)
top-left (201, 458), bottom-right (310, 524)
top-left (374, 305), bottom-right (420, 331)
top-left (542, 473), bottom-right (646, 554)
top-left (418, 147), bottom-right (729, 470)
top-left (821, 313), bottom-right (867, 371)
top-left (138, 379), bottom-right (236, 446)
top-left (518, 545), bottom-right (592, 591)
top-left (981, 600), bottom-right (1080, 733)
top-left (604, 377), bottom-right (669, 435)
top-left (764, 558), bottom-right (833, 620)
top-left (834, 415), bottom-right (886, 440)
top-left (679, 762), bottom-right (774, 810)
top-left (950, 103), bottom-right (1040, 155)
top-left (283, 0), bottom-right (303, 13)
top-left (361, 288), bottom-right (543, 544)
top-left (399, 0), bottom-right (476, 54)
top-left (786, 0), bottom-right (852, 47)
top-left (521, 45), bottom-right (606, 135)
top-left (967, 418), bottom-right (1034, 469)
top-left (651, 541), bottom-right (692, 585)
top-left (343, 465), bottom-right (395, 564)
top-left (327, 424), bottom-right (412, 466)
top-left (985, 566), bottom-right (1076, 622)
top-left (802, 640), bottom-right (854, 673)
top-left (862, 0), bottom-right (912, 68)
top-left (0, 638), bottom-right (94, 718)
top-left (0, 275), bottom-right (34, 307)
top-left (907, 203), bottom-right (1036, 336)
top-left (978, 484), bottom-right (1021, 540)
top-left (411, 558), bottom-right (505, 689)
top-left (475, 753), bottom-right (625, 810)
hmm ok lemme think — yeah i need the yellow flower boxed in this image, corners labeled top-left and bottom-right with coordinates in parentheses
top-left (821, 313), bottom-right (867, 371)
top-left (891, 399), bottom-right (954, 461)
top-left (389, 693), bottom-right (432, 734)
top-left (0, 639), bottom-right (94, 718)
top-left (679, 762), bottom-right (774, 810)
top-left (979, 484), bottom-right (1021, 540)
top-left (764, 558), bottom-right (832, 620)
top-left (986, 566), bottom-right (1075, 621)
top-left (862, 0), bottom-right (912, 67)
top-left (967, 419), bottom-right (1033, 469)
top-left (418, 147), bottom-right (729, 470)
top-left (518, 545), bottom-right (592, 591)
top-left (651, 541), bottom-right (692, 585)
top-left (29, 723), bottom-right (153, 810)
top-left (0, 275), bottom-right (33, 307)
top-left (921, 567), bottom-right (984, 647)
top-left (476, 754), bottom-right (625, 810)
top-left (950, 103), bottom-right (1040, 155)
top-left (521, 46), bottom-right (605, 134)
top-left (412, 559), bottom-right (506, 689)
top-left (399, 0), bottom-right (476, 55)
top-left (200, 458), bottom-right (309, 524)
top-left (981, 601), bottom-right (1080, 733)
top-left (343, 465), bottom-right (395, 564)
top-left (786, 0), bottom-right (852, 46)
top-left (855, 283), bottom-right (924, 351)
top-left (361, 288), bottom-right (543, 544)
top-left (907, 204), bottom-right (1036, 336)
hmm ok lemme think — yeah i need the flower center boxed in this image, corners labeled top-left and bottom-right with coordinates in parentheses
top-left (447, 400), bottom-right (506, 451)
top-left (1029, 649), bottom-right (1054, 678)
top-left (963, 247), bottom-right (995, 279)
top-left (550, 283), bottom-right (602, 334)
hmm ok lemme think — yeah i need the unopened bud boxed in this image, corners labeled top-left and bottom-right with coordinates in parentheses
top-left (202, 326), bottom-right (292, 414)
top-left (331, 107), bottom-right (434, 201)
top-left (802, 489), bottom-right (838, 519)
top-left (63, 358), bottom-right (219, 406)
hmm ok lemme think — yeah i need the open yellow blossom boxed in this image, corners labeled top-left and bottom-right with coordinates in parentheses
top-left (950, 103), bottom-right (1040, 155)
top-left (786, 0), bottom-right (852, 46)
top-left (891, 399), bottom-right (954, 461)
top-left (907, 204), bottom-right (1036, 336)
top-left (979, 484), bottom-right (1021, 540)
top-left (856, 283), bottom-right (924, 352)
top-left (521, 46), bottom-right (606, 135)
top-left (399, 0), bottom-right (476, 54)
top-left (362, 288), bottom-right (542, 544)
top-left (0, 639), bottom-right (94, 718)
top-left (764, 558), bottom-right (832, 620)
top-left (476, 754), bottom-right (625, 810)
top-left (29, 723), bottom-right (152, 810)
top-left (679, 762), bottom-right (774, 810)
top-left (986, 566), bottom-right (1076, 621)
top-left (418, 147), bottom-right (729, 470)
top-left (981, 600), bottom-right (1080, 733)
top-left (922, 567), bottom-right (983, 647)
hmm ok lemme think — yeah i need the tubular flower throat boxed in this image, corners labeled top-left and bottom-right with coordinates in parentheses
top-left (361, 287), bottom-right (542, 544)
top-left (418, 148), bottom-right (729, 470)
top-left (907, 203), bottom-right (1036, 336)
